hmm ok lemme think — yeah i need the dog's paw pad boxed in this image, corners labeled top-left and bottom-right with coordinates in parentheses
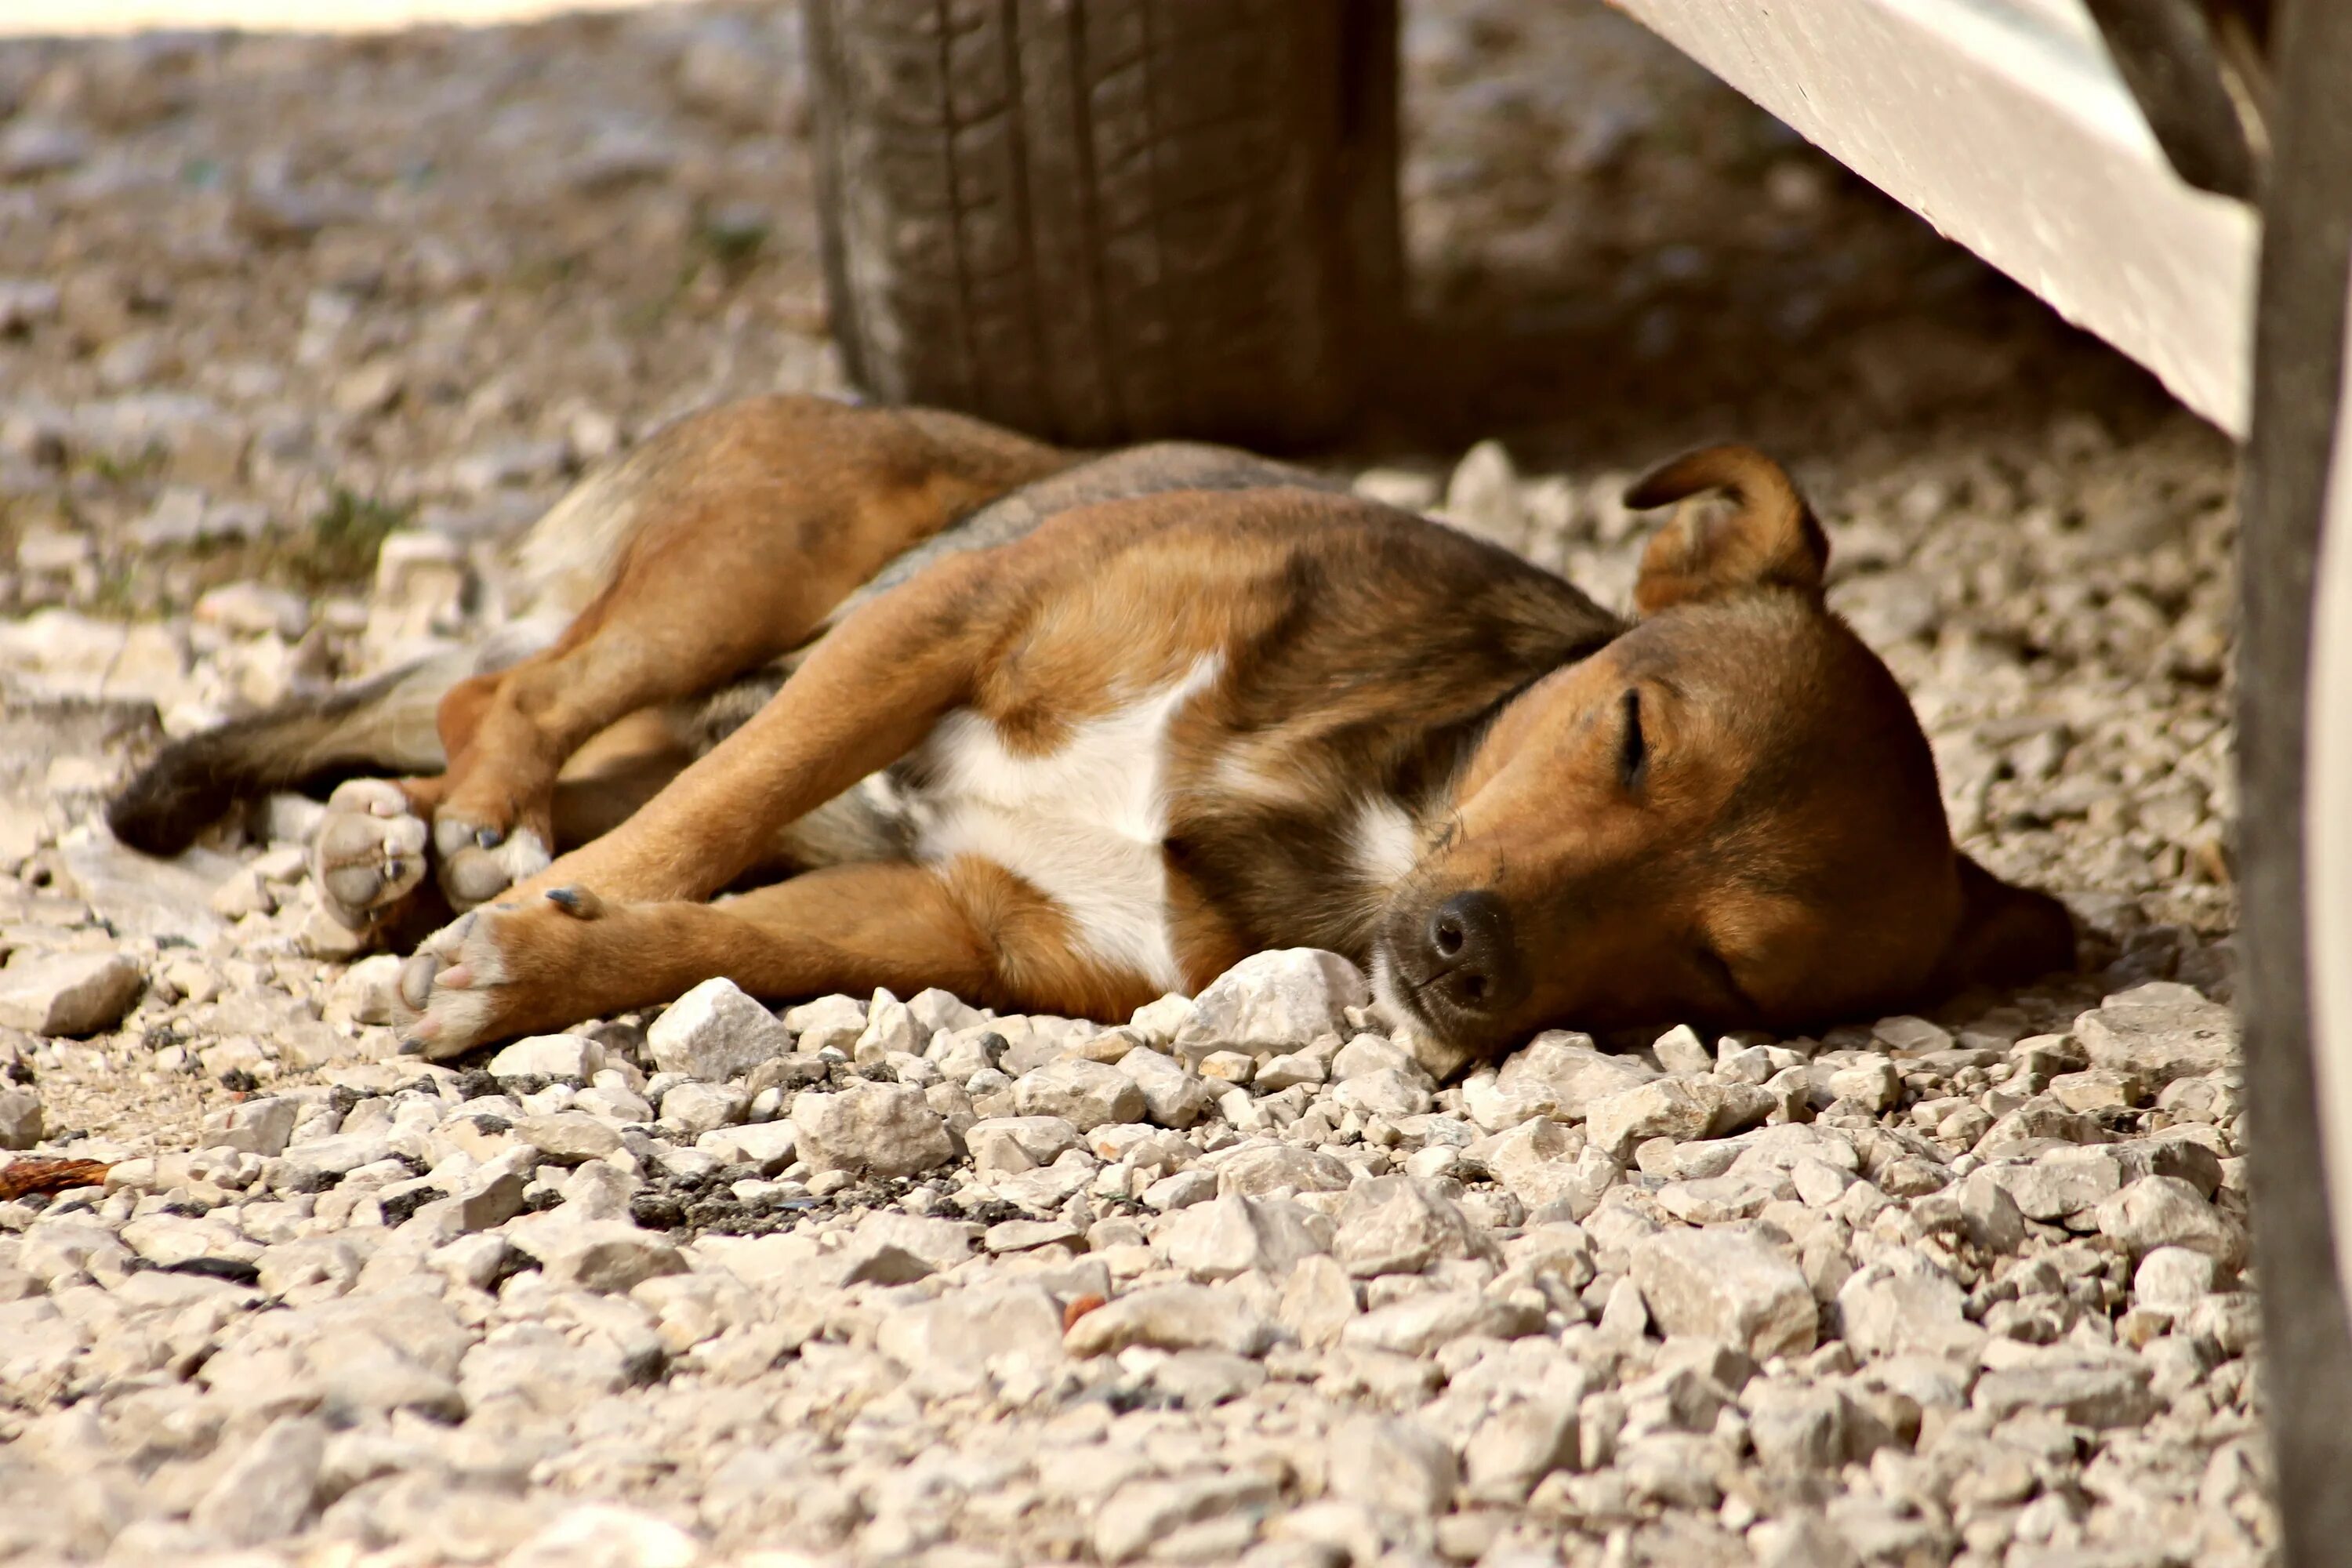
top-left (312, 782), bottom-right (430, 929)
top-left (434, 823), bottom-right (552, 910)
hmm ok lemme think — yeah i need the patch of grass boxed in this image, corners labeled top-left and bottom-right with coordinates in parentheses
top-left (296, 487), bottom-right (412, 588)
top-left (510, 251), bottom-right (584, 295)
top-left (622, 288), bottom-right (678, 336)
top-left (85, 565), bottom-right (147, 619)
top-left (107, 488), bottom-right (414, 612)
top-left (691, 206), bottom-right (770, 278)
top-left (84, 444), bottom-right (168, 486)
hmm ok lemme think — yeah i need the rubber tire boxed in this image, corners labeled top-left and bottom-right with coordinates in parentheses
top-left (2237, 0), bottom-right (2352, 1559)
top-left (804, 0), bottom-right (1400, 448)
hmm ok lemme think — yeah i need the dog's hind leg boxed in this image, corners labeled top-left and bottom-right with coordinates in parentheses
top-left (108, 646), bottom-right (468, 861)
top-left (275, 622), bottom-right (564, 938)
top-left (416, 397), bottom-right (1070, 910)
top-left (312, 706), bottom-right (691, 938)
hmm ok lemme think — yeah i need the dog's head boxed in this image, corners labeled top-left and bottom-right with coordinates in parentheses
top-left (1376, 445), bottom-right (2074, 1073)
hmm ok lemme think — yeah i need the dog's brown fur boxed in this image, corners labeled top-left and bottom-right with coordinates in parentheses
top-left (111, 396), bottom-right (2074, 1074)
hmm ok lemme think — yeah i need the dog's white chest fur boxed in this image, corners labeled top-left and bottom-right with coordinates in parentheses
top-left (910, 658), bottom-right (1221, 990)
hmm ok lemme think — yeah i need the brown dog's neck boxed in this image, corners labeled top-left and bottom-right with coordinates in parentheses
top-left (1161, 536), bottom-right (1623, 977)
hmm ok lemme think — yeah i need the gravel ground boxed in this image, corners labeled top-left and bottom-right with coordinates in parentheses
top-left (0, 3), bottom-right (2265, 1566)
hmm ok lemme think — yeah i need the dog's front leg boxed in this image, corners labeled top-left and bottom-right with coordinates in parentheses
top-left (396, 858), bottom-right (1158, 1056)
top-left (395, 547), bottom-right (1032, 1047)
top-left (532, 547), bottom-right (1017, 904)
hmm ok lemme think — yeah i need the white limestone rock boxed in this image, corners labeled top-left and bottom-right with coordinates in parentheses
top-left (790, 1080), bottom-right (954, 1176)
top-left (0, 950), bottom-right (144, 1036)
top-left (1631, 1228), bottom-right (1817, 1359)
top-left (646, 978), bottom-right (789, 1080)
top-left (2076, 982), bottom-right (2239, 1082)
top-left (488, 1033), bottom-right (606, 1081)
top-left (1170, 949), bottom-right (1369, 1062)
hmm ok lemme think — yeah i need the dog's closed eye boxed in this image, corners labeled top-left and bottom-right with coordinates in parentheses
top-left (1619, 689), bottom-right (1647, 792)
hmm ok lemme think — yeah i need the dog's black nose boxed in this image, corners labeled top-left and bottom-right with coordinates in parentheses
top-left (1424, 891), bottom-right (1525, 1018)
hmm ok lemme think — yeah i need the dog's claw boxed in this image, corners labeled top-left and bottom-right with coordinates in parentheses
top-left (476, 826), bottom-right (505, 849)
top-left (545, 885), bottom-right (604, 920)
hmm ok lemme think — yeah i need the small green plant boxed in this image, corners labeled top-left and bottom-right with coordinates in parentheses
top-left (691, 207), bottom-right (770, 277)
top-left (85, 444), bottom-right (168, 485)
top-left (511, 250), bottom-right (583, 294)
top-left (622, 289), bottom-right (678, 336)
top-left (87, 565), bottom-right (147, 619)
top-left (301, 488), bottom-right (412, 586)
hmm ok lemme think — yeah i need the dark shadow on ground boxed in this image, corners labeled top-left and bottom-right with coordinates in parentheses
top-left (1348, 0), bottom-right (2190, 470)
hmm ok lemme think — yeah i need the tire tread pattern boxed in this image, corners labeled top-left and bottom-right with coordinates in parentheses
top-left (807, 0), bottom-right (1398, 446)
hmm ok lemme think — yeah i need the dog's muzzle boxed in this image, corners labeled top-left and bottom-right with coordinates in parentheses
top-left (1373, 889), bottom-right (1530, 1077)
top-left (1418, 889), bottom-right (1528, 1025)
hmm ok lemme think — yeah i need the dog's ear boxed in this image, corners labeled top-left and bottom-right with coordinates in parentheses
top-left (1624, 445), bottom-right (1829, 615)
top-left (1930, 851), bottom-right (2078, 996)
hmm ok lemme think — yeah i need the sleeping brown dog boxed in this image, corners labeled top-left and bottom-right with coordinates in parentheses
top-left (109, 396), bottom-right (2074, 1075)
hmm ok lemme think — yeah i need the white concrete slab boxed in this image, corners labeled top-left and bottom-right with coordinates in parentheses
top-left (2311, 284), bottom-right (2352, 1323)
top-left (1614, 0), bottom-right (2259, 434)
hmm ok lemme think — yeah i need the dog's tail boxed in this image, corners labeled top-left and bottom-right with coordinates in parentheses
top-left (107, 618), bottom-right (566, 855)
top-left (107, 653), bottom-right (462, 855)
top-left (109, 444), bottom-right (654, 857)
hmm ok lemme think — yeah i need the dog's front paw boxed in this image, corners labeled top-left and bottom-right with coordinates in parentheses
top-left (312, 779), bottom-right (430, 931)
top-left (393, 887), bottom-right (607, 1059)
top-left (431, 815), bottom-right (553, 910)
top-left (394, 908), bottom-right (506, 1059)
